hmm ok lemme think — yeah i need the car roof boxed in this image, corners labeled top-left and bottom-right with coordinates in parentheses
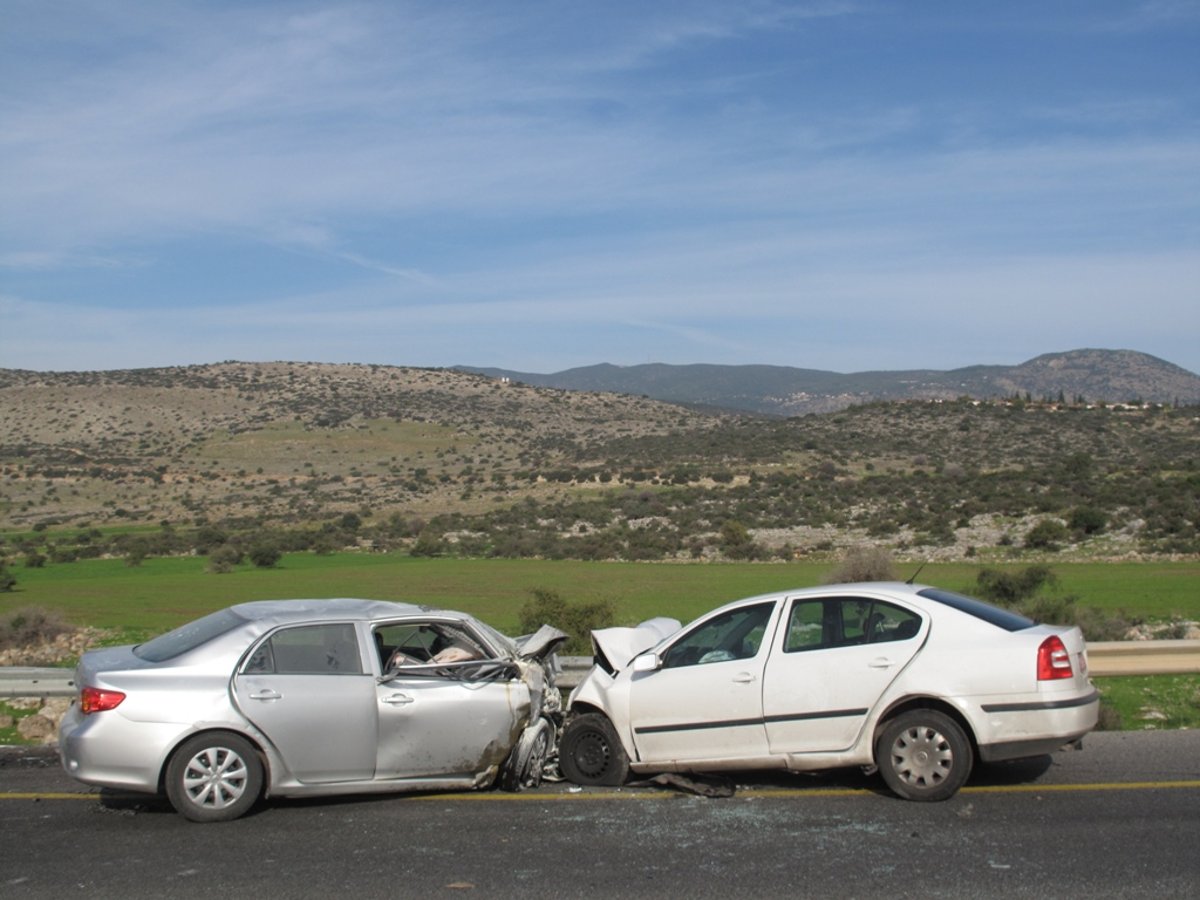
top-left (227, 598), bottom-right (455, 626)
top-left (725, 581), bottom-right (928, 605)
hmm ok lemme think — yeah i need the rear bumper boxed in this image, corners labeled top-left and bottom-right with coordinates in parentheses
top-left (975, 689), bottom-right (1099, 762)
top-left (58, 705), bottom-right (180, 794)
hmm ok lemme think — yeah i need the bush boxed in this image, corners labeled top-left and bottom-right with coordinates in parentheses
top-left (824, 546), bottom-right (898, 584)
top-left (518, 588), bottom-right (616, 655)
top-left (1025, 519), bottom-right (1070, 550)
top-left (0, 563), bottom-right (16, 593)
top-left (0, 607), bottom-right (71, 650)
top-left (207, 545), bottom-right (243, 574)
top-left (247, 544), bottom-right (282, 568)
top-left (975, 566), bottom-right (1057, 605)
top-left (1068, 506), bottom-right (1107, 536)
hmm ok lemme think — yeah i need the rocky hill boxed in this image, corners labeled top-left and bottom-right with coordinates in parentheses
top-left (1, 359), bottom-right (1197, 563)
top-left (461, 349), bottom-right (1200, 415)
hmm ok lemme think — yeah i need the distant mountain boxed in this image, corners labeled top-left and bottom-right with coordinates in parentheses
top-left (459, 349), bottom-right (1200, 416)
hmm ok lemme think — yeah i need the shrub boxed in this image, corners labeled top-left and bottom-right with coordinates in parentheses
top-left (247, 543), bottom-right (282, 568)
top-left (1068, 506), bottom-right (1107, 536)
top-left (0, 563), bottom-right (16, 593)
top-left (975, 565), bottom-right (1057, 605)
top-left (0, 607), bottom-right (71, 650)
top-left (207, 545), bottom-right (243, 574)
top-left (1025, 519), bottom-right (1069, 550)
top-left (824, 546), bottom-right (898, 584)
top-left (518, 588), bottom-right (616, 655)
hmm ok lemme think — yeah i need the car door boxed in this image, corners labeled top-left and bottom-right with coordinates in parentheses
top-left (234, 622), bottom-right (378, 783)
top-left (762, 596), bottom-right (924, 753)
top-left (372, 620), bottom-right (527, 779)
top-left (628, 602), bottom-right (776, 765)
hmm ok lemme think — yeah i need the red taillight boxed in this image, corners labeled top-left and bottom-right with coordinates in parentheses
top-left (80, 686), bottom-right (126, 714)
top-left (1037, 636), bottom-right (1074, 681)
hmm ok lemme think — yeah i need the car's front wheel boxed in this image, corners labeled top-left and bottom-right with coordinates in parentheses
top-left (559, 713), bottom-right (629, 786)
top-left (876, 710), bottom-right (972, 802)
top-left (165, 732), bottom-right (264, 822)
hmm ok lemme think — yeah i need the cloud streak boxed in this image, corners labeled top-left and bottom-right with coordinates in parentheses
top-left (1, 1), bottom-right (1196, 374)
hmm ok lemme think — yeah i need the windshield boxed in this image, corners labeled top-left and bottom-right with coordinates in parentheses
top-left (134, 608), bottom-right (250, 662)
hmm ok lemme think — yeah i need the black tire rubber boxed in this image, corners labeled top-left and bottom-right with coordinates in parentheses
top-left (499, 717), bottom-right (554, 792)
top-left (876, 709), bottom-right (972, 802)
top-left (165, 731), bottom-right (264, 823)
top-left (558, 713), bottom-right (630, 787)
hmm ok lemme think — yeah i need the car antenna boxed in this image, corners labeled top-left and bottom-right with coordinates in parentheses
top-left (905, 563), bottom-right (926, 585)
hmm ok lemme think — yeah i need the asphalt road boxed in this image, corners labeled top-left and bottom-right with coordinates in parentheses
top-left (2, 730), bottom-right (1198, 899)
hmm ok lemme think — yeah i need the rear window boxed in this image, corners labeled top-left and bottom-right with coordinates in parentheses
top-left (917, 588), bottom-right (1036, 632)
top-left (134, 608), bottom-right (249, 662)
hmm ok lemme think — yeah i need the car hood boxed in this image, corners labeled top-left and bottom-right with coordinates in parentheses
top-left (514, 624), bottom-right (570, 662)
top-left (591, 617), bottom-right (681, 672)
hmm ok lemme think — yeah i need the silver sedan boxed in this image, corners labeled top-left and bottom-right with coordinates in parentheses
top-left (59, 598), bottom-right (566, 822)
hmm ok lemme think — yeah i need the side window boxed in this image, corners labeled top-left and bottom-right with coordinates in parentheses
top-left (865, 602), bottom-right (922, 644)
top-left (785, 599), bottom-right (921, 652)
top-left (375, 623), bottom-right (491, 672)
top-left (785, 600), bottom-right (827, 652)
top-left (661, 603), bottom-right (773, 669)
top-left (245, 624), bottom-right (363, 675)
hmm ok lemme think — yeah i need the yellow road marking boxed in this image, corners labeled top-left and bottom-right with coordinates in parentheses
top-left (3, 780), bottom-right (1199, 803)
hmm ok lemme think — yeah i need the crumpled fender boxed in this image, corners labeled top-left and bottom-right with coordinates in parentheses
top-left (591, 617), bottom-right (681, 672)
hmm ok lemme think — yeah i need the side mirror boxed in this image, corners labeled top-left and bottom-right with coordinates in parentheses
top-left (631, 652), bottom-right (660, 673)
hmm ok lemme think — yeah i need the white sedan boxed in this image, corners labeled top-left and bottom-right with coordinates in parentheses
top-left (560, 582), bottom-right (1098, 800)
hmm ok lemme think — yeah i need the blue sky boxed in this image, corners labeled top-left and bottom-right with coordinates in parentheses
top-left (2, 1), bottom-right (1198, 374)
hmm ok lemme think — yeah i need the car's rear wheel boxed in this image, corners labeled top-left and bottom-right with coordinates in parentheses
top-left (876, 710), bottom-right (972, 802)
top-left (559, 713), bottom-right (629, 786)
top-left (165, 732), bottom-right (263, 822)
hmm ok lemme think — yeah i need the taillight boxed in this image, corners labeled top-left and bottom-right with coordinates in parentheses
top-left (80, 686), bottom-right (126, 714)
top-left (1037, 636), bottom-right (1074, 681)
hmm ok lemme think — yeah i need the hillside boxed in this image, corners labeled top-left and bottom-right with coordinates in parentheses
top-left (461, 349), bottom-right (1200, 415)
top-left (1, 361), bottom-right (1198, 563)
top-left (0, 362), bottom-right (721, 528)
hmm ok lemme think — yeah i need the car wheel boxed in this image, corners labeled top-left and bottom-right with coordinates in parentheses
top-left (165, 732), bottom-right (264, 823)
top-left (499, 717), bottom-right (554, 792)
top-left (876, 710), bottom-right (972, 802)
top-left (559, 713), bottom-right (629, 786)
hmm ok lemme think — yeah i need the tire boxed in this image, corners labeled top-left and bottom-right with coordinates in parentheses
top-left (165, 732), bottom-right (264, 823)
top-left (876, 710), bottom-right (972, 802)
top-left (499, 717), bottom-right (554, 792)
top-left (559, 713), bottom-right (630, 787)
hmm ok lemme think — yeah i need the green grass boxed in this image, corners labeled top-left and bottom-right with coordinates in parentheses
top-left (2, 556), bottom-right (1197, 744)
top-left (1094, 675), bottom-right (1200, 731)
top-left (3, 555), bottom-right (1197, 636)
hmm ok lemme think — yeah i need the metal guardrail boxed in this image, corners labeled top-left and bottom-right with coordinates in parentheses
top-left (1085, 640), bottom-right (1200, 677)
top-left (1, 643), bottom-right (1196, 699)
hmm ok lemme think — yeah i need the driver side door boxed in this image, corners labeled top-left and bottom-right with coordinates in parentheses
top-left (628, 602), bottom-right (777, 765)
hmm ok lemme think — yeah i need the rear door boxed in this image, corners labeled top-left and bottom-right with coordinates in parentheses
top-left (234, 622), bottom-right (377, 783)
top-left (762, 596), bottom-right (924, 753)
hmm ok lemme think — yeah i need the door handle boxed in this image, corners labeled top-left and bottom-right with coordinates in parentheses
top-left (868, 658), bottom-right (894, 669)
top-left (383, 692), bottom-right (415, 706)
top-left (732, 672), bottom-right (757, 684)
top-left (248, 689), bottom-right (282, 701)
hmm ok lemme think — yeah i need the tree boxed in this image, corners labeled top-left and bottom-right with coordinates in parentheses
top-left (1068, 506), bottom-right (1107, 536)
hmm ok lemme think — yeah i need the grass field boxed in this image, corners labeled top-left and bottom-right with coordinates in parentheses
top-left (3, 554), bottom-right (1197, 637)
